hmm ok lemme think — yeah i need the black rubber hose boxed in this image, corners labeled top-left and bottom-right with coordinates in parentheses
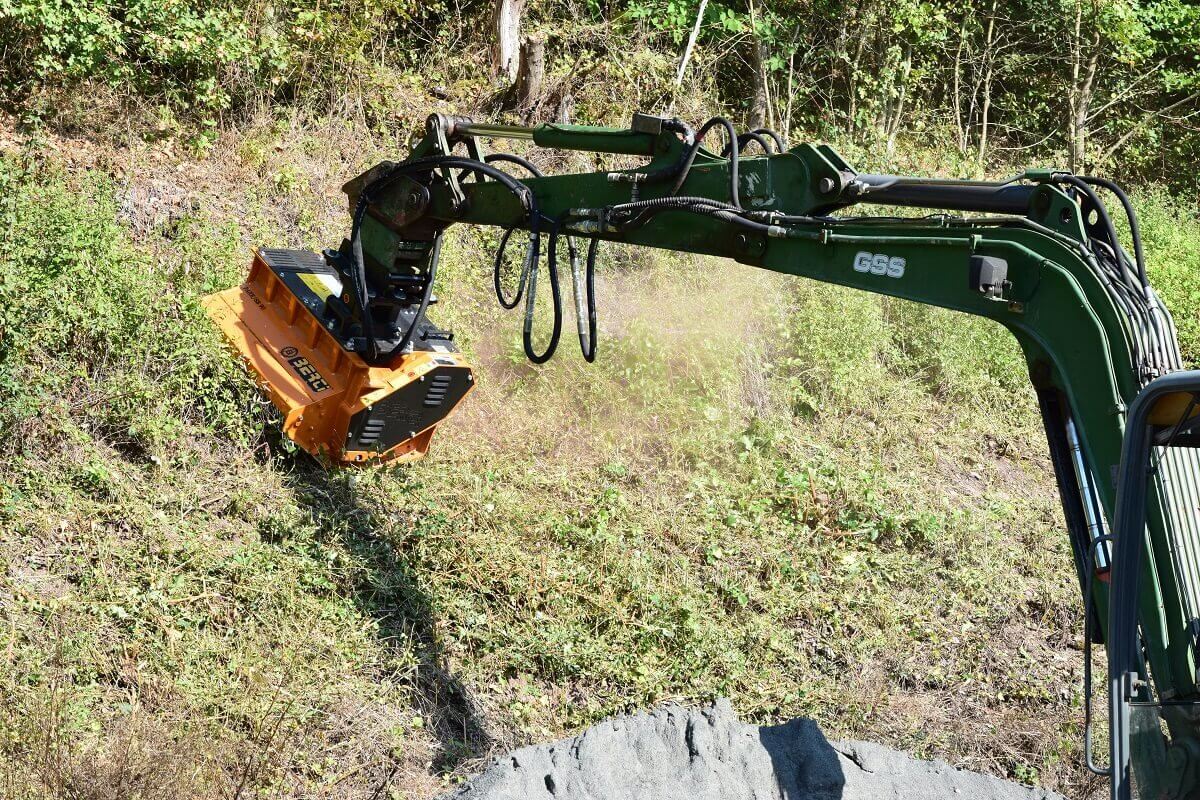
top-left (1078, 175), bottom-right (1149, 289)
top-left (492, 227), bottom-right (527, 309)
top-left (693, 205), bottom-right (778, 233)
top-left (485, 153), bottom-right (546, 309)
top-left (604, 194), bottom-right (742, 232)
top-left (631, 116), bottom-right (742, 209)
top-left (578, 237), bottom-right (599, 362)
top-left (485, 152), bottom-right (543, 177)
top-left (723, 131), bottom-right (772, 156)
top-left (349, 193), bottom-right (380, 360)
top-left (360, 154), bottom-right (535, 207)
top-left (393, 232), bottom-right (442, 356)
top-left (632, 118), bottom-right (697, 186)
top-left (1051, 173), bottom-right (1126, 287)
top-left (608, 198), bottom-right (781, 233)
top-left (606, 196), bottom-right (741, 229)
top-left (484, 153), bottom-right (581, 330)
top-left (608, 195), bottom-right (739, 212)
top-left (663, 117), bottom-right (696, 144)
top-left (749, 127), bottom-right (786, 152)
top-left (524, 216), bottom-right (564, 363)
top-left (349, 155), bottom-right (536, 361)
top-left (669, 116), bottom-right (743, 209)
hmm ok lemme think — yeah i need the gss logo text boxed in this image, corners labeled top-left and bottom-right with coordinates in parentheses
top-left (853, 251), bottom-right (906, 278)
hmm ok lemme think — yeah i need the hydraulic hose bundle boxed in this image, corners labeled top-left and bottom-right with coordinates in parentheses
top-left (347, 154), bottom-right (537, 361)
top-left (1049, 171), bottom-right (1181, 383)
top-left (483, 151), bottom-right (597, 363)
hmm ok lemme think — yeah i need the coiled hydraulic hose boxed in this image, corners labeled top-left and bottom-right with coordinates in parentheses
top-left (484, 152), bottom-right (598, 363)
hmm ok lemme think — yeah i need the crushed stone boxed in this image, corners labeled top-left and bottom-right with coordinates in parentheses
top-left (438, 699), bottom-right (1065, 800)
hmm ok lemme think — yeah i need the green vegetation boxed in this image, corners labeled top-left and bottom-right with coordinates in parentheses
top-left (0, 1), bottom-right (1198, 798)
top-left (3, 0), bottom-right (1200, 182)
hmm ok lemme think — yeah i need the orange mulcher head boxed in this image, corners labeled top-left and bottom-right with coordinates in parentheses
top-left (202, 248), bottom-right (474, 466)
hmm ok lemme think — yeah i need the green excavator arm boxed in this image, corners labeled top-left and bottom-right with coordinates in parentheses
top-left (209, 111), bottom-right (1200, 798)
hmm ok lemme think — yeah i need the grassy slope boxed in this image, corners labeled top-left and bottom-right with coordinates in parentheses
top-left (0, 112), bottom-right (1197, 800)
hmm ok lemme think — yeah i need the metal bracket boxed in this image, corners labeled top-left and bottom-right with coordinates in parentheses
top-left (427, 114), bottom-right (467, 213)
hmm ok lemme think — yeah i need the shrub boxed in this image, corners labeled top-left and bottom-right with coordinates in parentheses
top-left (0, 156), bottom-right (261, 457)
top-left (0, 0), bottom-right (421, 124)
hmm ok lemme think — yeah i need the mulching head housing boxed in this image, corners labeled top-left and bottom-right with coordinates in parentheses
top-left (203, 248), bottom-right (473, 466)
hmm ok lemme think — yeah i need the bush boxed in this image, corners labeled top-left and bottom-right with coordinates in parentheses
top-left (0, 156), bottom-right (261, 458)
top-left (0, 0), bottom-right (420, 124)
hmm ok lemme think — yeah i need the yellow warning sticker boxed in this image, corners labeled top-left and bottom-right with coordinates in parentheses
top-left (299, 272), bottom-right (336, 302)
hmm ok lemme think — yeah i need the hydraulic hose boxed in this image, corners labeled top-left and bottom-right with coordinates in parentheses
top-left (349, 155), bottom-right (536, 361)
top-left (724, 131), bottom-right (772, 156)
top-left (631, 116), bottom-right (743, 208)
top-left (485, 152), bottom-right (546, 308)
top-left (1051, 173), bottom-right (1125, 286)
top-left (571, 237), bottom-right (599, 362)
top-left (525, 216), bottom-right (565, 363)
top-left (1077, 175), bottom-right (1149, 289)
top-left (393, 232), bottom-right (442, 355)
top-left (484, 151), bottom-right (542, 176)
top-left (491, 228), bottom-right (527, 309)
top-left (749, 127), bottom-right (786, 152)
top-left (669, 116), bottom-right (743, 209)
top-left (1051, 171), bottom-right (1174, 380)
top-left (485, 153), bottom-right (594, 361)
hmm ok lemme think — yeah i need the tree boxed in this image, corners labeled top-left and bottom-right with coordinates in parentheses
top-left (492, 0), bottom-right (525, 85)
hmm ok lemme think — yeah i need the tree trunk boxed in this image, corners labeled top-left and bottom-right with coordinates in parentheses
top-left (885, 44), bottom-right (912, 154)
top-left (783, 46), bottom-right (797, 140)
top-left (1066, 0), bottom-right (1100, 171)
top-left (675, 0), bottom-right (709, 88)
top-left (951, 12), bottom-right (969, 154)
top-left (492, 0), bottom-right (525, 85)
top-left (514, 36), bottom-right (545, 119)
top-left (846, 20), bottom-right (869, 131)
top-left (749, 36), bottom-right (769, 129)
top-left (1070, 36), bottom-right (1100, 170)
top-left (977, 0), bottom-right (998, 163)
top-left (555, 91), bottom-right (574, 124)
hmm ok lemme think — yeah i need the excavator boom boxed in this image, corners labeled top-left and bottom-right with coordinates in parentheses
top-left (204, 112), bottom-right (1200, 797)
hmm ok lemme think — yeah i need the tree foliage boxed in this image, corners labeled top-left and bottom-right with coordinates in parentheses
top-left (2, 0), bottom-right (1199, 182)
top-left (0, 0), bottom-right (421, 126)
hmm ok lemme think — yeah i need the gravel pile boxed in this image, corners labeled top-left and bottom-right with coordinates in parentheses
top-left (439, 699), bottom-right (1065, 800)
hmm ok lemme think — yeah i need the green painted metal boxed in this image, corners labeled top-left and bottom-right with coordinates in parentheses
top-left (347, 116), bottom-right (1200, 794)
top-left (531, 122), bottom-right (658, 155)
